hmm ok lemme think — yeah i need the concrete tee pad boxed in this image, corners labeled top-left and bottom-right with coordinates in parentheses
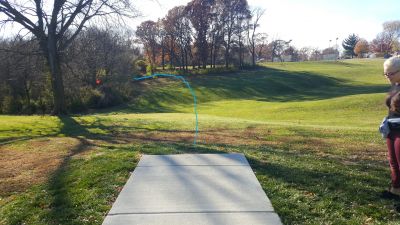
top-left (103, 153), bottom-right (282, 225)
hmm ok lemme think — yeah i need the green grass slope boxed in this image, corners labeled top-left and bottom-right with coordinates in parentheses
top-left (132, 59), bottom-right (387, 128)
top-left (2, 59), bottom-right (399, 225)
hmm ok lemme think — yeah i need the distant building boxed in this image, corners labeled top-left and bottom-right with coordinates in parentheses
top-left (273, 55), bottom-right (293, 62)
top-left (322, 53), bottom-right (339, 61)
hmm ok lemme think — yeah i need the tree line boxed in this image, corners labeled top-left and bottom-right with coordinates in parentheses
top-left (1, 0), bottom-right (399, 115)
top-left (343, 21), bottom-right (400, 58)
top-left (135, 0), bottom-right (265, 71)
top-left (0, 27), bottom-right (140, 114)
top-left (0, 0), bottom-right (138, 115)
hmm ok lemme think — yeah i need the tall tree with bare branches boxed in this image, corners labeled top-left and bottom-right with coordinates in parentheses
top-left (219, 0), bottom-right (250, 68)
top-left (186, 0), bottom-right (214, 69)
top-left (0, 0), bottom-right (137, 114)
top-left (136, 20), bottom-right (159, 71)
top-left (247, 7), bottom-right (264, 67)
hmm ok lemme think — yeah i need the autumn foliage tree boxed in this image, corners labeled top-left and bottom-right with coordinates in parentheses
top-left (138, 0), bottom-right (261, 71)
top-left (354, 39), bottom-right (369, 58)
top-left (136, 20), bottom-right (160, 72)
top-left (371, 32), bottom-right (394, 56)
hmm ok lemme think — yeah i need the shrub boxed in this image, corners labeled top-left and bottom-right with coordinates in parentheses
top-left (134, 59), bottom-right (147, 74)
top-left (37, 99), bottom-right (46, 114)
top-left (68, 97), bottom-right (88, 113)
top-left (166, 64), bottom-right (174, 71)
top-left (96, 86), bottom-right (123, 108)
top-left (1, 96), bottom-right (23, 114)
top-left (21, 101), bottom-right (38, 115)
top-left (146, 64), bottom-right (155, 75)
top-left (81, 87), bottom-right (103, 108)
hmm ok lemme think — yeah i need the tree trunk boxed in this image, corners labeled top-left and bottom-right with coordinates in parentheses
top-left (209, 45), bottom-right (213, 68)
top-left (23, 67), bottom-right (31, 106)
top-left (225, 38), bottom-right (230, 68)
top-left (89, 61), bottom-right (97, 88)
top-left (47, 46), bottom-right (66, 115)
top-left (185, 48), bottom-right (188, 71)
top-left (161, 41), bottom-right (165, 70)
top-left (23, 76), bottom-right (31, 106)
top-left (181, 48), bottom-right (184, 70)
top-left (201, 37), bottom-right (207, 69)
top-left (238, 36), bottom-right (243, 69)
top-left (170, 39), bottom-right (174, 67)
top-left (213, 46), bottom-right (218, 68)
top-left (225, 47), bottom-right (229, 68)
top-left (252, 45), bottom-right (256, 67)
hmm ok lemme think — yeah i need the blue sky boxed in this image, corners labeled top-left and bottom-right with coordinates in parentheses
top-left (135, 0), bottom-right (400, 50)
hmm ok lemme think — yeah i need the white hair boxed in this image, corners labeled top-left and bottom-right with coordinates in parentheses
top-left (384, 55), bottom-right (400, 72)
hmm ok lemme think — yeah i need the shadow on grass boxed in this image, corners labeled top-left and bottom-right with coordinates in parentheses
top-left (44, 116), bottom-right (94, 224)
top-left (107, 139), bottom-right (397, 224)
top-left (3, 115), bottom-right (400, 224)
top-left (43, 116), bottom-right (215, 224)
top-left (46, 137), bottom-right (91, 224)
top-left (243, 146), bottom-right (398, 224)
top-left (127, 66), bottom-right (387, 113)
top-left (0, 116), bottom-right (107, 145)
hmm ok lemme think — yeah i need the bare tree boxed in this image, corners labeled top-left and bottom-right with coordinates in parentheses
top-left (0, 0), bottom-right (137, 114)
top-left (235, 10), bottom-right (249, 69)
top-left (254, 33), bottom-right (268, 60)
top-left (208, 1), bottom-right (224, 68)
top-left (247, 7), bottom-right (264, 67)
top-left (136, 20), bottom-right (159, 72)
top-left (157, 19), bottom-right (167, 70)
top-left (0, 37), bottom-right (45, 114)
top-left (383, 20), bottom-right (400, 53)
top-left (283, 45), bottom-right (298, 62)
top-left (309, 48), bottom-right (322, 61)
top-left (219, 0), bottom-right (250, 68)
top-left (186, 0), bottom-right (214, 69)
top-left (269, 39), bottom-right (291, 62)
top-left (370, 32), bottom-right (393, 56)
top-left (383, 21), bottom-right (400, 41)
top-left (298, 47), bottom-right (312, 61)
top-left (164, 6), bottom-right (192, 71)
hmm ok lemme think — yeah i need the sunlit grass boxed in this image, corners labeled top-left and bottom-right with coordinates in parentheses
top-left (1, 59), bottom-right (398, 225)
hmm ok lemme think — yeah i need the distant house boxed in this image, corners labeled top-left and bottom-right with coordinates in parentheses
top-left (273, 55), bottom-right (293, 62)
top-left (322, 53), bottom-right (338, 61)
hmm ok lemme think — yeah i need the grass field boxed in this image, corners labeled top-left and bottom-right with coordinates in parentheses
top-left (1, 58), bottom-right (399, 225)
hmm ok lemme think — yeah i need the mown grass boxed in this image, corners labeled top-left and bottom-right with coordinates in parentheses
top-left (1, 59), bottom-right (399, 225)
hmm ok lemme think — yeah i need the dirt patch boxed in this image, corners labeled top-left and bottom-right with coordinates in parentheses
top-left (120, 126), bottom-right (274, 146)
top-left (0, 137), bottom-right (81, 197)
top-left (114, 126), bottom-right (387, 163)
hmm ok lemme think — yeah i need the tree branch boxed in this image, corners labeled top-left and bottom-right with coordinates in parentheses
top-left (0, 1), bottom-right (38, 34)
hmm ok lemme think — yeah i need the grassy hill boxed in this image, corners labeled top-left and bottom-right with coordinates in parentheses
top-left (1, 59), bottom-right (399, 225)
top-left (133, 59), bottom-right (387, 128)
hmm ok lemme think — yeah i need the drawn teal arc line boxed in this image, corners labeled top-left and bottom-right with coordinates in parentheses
top-left (134, 74), bottom-right (199, 145)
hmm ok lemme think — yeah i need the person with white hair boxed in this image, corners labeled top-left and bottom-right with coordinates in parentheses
top-left (383, 55), bottom-right (400, 197)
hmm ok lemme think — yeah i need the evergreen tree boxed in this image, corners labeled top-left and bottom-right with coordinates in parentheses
top-left (342, 34), bottom-right (360, 58)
